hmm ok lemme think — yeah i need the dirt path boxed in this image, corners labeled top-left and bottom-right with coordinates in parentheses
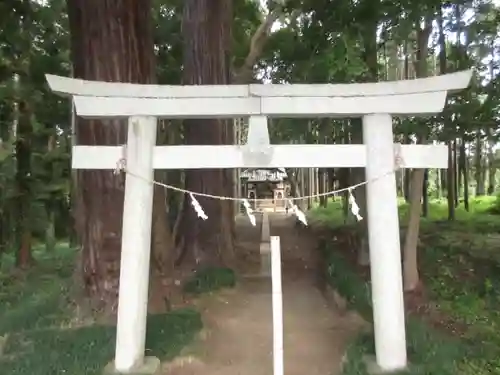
top-left (163, 213), bottom-right (365, 375)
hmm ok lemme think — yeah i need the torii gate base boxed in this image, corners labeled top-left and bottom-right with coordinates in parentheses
top-left (103, 357), bottom-right (160, 375)
top-left (46, 70), bottom-right (472, 375)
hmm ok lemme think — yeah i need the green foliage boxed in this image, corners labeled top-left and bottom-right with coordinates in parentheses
top-left (0, 309), bottom-right (201, 375)
top-left (310, 196), bottom-right (500, 228)
top-left (183, 267), bottom-right (236, 295)
top-left (323, 247), bottom-right (372, 319)
top-left (0, 0), bottom-right (72, 258)
top-left (0, 244), bottom-right (202, 375)
top-left (313, 196), bottom-right (500, 375)
top-left (487, 192), bottom-right (500, 214)
top-left (419, 230), bottom-right (500, 374)
top-left (320, 239), bottom-right (464, 375)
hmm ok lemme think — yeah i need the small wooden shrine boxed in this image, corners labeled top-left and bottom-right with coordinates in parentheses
top-left (240, 168), bottom-right (290, 211)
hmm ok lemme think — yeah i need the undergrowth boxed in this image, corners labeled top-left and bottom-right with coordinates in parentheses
top-left (313, 195), bottom-right (500, 375)
top-left (0, 245), bottom-right (202, 375)
top-left (310, 195), bottom-right (500, 229)
top-left (322, 244), bottom-right (464, 375)
top-left (183, 266), bottom-right (236, 295)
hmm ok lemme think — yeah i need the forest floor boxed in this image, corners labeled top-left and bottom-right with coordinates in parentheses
top-left (163, 213), bottom-right (366, 375)
top-left (311, 196), bottom-right (500, 375)
top-left (0, 244), bottom-right (202, 375)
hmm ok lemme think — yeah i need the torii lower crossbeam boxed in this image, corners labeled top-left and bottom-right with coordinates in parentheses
top-left (72, 144), bottom-right (447, 170)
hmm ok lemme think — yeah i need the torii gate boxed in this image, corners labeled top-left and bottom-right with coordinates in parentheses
top-left (46, 70), bottom-right (471, 375)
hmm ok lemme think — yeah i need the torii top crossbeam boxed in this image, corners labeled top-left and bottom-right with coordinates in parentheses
top-left (46, 71), bottom-right (472, 118)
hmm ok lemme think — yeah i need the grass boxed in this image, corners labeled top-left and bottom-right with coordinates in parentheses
top-left (183, 266), bottom-right (236, 295)
top-left (0, 245), bottom-right (202, 375)
top-left (322, 245), bottom-right (464, 375)
top-left (310, 195), bottom-right (500, 227)
top-left (311, 195), bottom-right (500, 375)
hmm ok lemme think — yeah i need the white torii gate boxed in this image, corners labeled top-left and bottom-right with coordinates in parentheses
top-left (46, 70), bottom-right (471, 374)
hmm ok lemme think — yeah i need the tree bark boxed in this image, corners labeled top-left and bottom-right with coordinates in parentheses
top-left (435, 168), bottom-right (441, 199)
top-left (474, 132), bottom-right (485, 195)
top-left (15, 94), bottom-right (34, 268)
top-left (421, 168), bottom-right (429, 217)
top-left (487, 137), bottom-right (497, 194)
top-left (14, 2), bottom-right (34, 269)
top-left (453, 140), bottom-right (459, 206)
top-left (233, 5), bottom-right (284, 83)
top-left (67, 0), bottom-right (159, 311)
top-left (447, 142), bottom-right (456, 220)
top-left (460, 139), bottom-right (469, 211)
top-left (402, 16), bottom-right (432, 292)
top-left (177, 0), bottom-right (235, 268)
top-left (355, 0), bottom-right (379, 266)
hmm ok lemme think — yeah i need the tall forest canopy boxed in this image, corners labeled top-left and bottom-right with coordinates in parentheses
top-left (0, 0), bottom-right (499, 310)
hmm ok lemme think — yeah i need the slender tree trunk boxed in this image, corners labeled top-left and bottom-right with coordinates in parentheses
top-left (454, 140), bottom-right (459, 206)
top-left (68, 67), bottom-right (78, 248)
top-left (456, 140), bottom-right (463, 198)
top-left (15, 93), bottom-right (34, 268)
top-left (435, 169), bottom-right (441, 199)
top-left (318, 167), bottom-right (327, 207)
top-left (487, 139), bottom-right (497, 194)
top-left (45, 134), bottom-right (57, 252)
top-left (67, 0), bottom-right (163, 311)
top-left (460, 140), bottom-right (469, 211)
top-left (396, 135), bottom-right (404, 196)
top-left (299, 166), bottom-right (306, 210)
top-left (441, 165), bottom-right (447, 197)
top-left (447, 142), bottom-right (456, 220)
top-left (474, 132), bottom-right (485, 195)
top-left (402, 42), bottom-right (411, 204)
top-left (421, 169), bottom-right (429, 217)
top-left (14, 4), bottom-right (34, 268)
top-left (402, 16), bottom-right (432, 292)
top-left (403, 170), bottom-right (411, 202)
top-left (178, 0), bottom-right (235, 268)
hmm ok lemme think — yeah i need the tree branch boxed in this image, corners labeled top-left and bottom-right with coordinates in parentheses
top-left (233, 6), bottom-right (285, 83)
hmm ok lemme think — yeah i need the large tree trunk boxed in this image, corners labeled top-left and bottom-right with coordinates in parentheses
top-left (177, 0), bottom-right (235, 268)
top-left (355, 0), bottom-right (379, 266)
top-left (67, 0), bottom-right (161, 311)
